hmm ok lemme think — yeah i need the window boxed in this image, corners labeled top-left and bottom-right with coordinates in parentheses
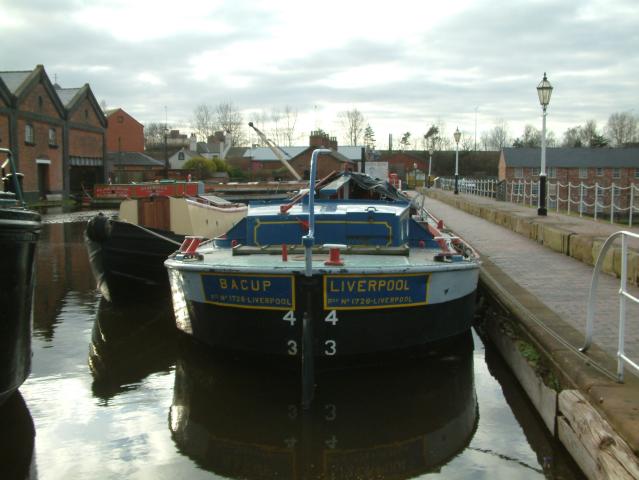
top-left (548, 167), bottom-right (557, 178)
top-left (596, 167), bottom-right (604, 177)
top-left (579, 167), bottom-right (588, 179)
top-left (178, 152), bottom-right (185, 161)
top-left (48, 128), bottom-right (57, 146)
top-left (634, 168), bottom-right (639, 179)
top-left (514, 167), bottom-right (523, 179)
top-left (85, 109), bottom-right (89, 120)
top-left (38, 96), bottom-right (43, 111)
top-left (613, 168), bottom-right (621, 179)
top-left (532, 167), bottom-right (540, 176)
top-left (25, 124), bottom-right (34, 144)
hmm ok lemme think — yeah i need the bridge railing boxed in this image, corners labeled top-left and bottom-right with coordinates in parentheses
top-left (580, 230), bottom-right (639, 382)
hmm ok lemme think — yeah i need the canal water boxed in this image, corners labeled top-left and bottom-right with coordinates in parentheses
top-left (1, 212), bottom-right (584, 479)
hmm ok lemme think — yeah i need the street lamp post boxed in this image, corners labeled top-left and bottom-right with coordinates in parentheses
top-left (453, 127), bottom-right (461, 194)
top-left (537, 72), bottom-right (553, 216)
top-left (427, 147), bottom-right (434, 188)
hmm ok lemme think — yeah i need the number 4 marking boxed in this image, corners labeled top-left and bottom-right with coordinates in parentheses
top-left (325, 310), bottom-right (338, 325)
top-left (283, 310), bottom-right (296, 326)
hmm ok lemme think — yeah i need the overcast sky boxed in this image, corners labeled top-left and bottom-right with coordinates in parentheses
top-left (2, 0), bottom-right (637, 148)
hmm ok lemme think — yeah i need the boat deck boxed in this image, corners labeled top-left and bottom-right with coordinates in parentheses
top-left (172, 244), bottom-right (478, 274)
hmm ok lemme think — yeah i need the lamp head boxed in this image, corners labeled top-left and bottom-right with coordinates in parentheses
top-left (537, 72), bottom-right (553, 108)
top-left (453, 127), bottom-right (461, 144)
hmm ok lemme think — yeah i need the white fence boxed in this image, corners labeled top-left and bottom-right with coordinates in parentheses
top-left (436, 177), bottom-right (639, 227)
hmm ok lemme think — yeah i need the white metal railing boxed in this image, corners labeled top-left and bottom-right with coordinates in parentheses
top-left (580, 231), bottom-right (639, 382)
top-left (436, 177), bottom-right (639, 227)
top-left (507, 179), bottom-right (639, 226)
top-left (436, 178), bottom-right (498, 197)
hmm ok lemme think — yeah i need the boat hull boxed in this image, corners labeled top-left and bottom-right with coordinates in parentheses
top-left (168, 266), bottom-right (478, 365)
top-left (0, 208), bottom-right (41, 405)
top-left (85, 214), bottom-right (182, 302)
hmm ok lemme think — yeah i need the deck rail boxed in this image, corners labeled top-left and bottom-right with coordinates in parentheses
top-left (580, 230), bottom-right (639, 381)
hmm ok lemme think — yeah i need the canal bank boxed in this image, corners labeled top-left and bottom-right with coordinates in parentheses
top-left (420, 189), bottom-right (639, 479)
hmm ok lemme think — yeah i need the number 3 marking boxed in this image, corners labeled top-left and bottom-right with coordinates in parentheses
top-left (324, 340), bottom-right (336, 356)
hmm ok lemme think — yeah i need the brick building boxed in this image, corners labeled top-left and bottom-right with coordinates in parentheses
top-left (105, 108), bottom-right (144, 153)
top-left (0, 65), bottom-right (106, 201)
top-left (243, 131), bottom-right (361, 180)
top-left (500, 147), bottom-right (639, 214)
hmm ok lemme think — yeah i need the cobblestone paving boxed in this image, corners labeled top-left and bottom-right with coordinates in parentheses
top-left (423, 194), bottom-right (639, 367)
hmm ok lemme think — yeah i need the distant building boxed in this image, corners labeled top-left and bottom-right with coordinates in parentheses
top-left (105, 108), bottom-right (144, 153)
top-left (500, 147), bottom-right (639, 214)
top-left (0, 64), bottom-right (106, 201)
top-left (243, 131), bottom-right (363, 180)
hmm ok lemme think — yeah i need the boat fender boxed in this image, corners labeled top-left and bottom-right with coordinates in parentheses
top-left (85, 213), bottom-right (111, 242)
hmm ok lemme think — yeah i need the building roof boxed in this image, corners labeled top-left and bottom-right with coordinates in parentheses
top-left (0, 71), bottom-right (31, 93)
top-left (244, 145), bottom-right (365, 162)
top-left (502, 147), bottom-right (639, 168)
top-left (243, 146), bottom-right (307, 161)
top-left (55, 87), bottom-right (82, 107)
top-left (107, 152), bottom-right (164, 167)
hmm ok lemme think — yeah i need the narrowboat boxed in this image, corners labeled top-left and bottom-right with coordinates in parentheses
top-left (85, 189), bottom-right (247, 302)
top-left (0, 148), bottom-right (41, 405)
top-left (165, 149), bottom-right (480, 371)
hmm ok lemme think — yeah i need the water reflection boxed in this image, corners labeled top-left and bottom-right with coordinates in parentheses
top-left (0, 392), bottom-right (35, 479)
top-left (169, 335), bottom-right (477, 479)
top-left (89, 297), bottom-right (177, 400)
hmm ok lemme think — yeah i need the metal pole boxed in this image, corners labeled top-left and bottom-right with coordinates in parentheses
top-left (454, 142), bottom-right (459, 194)
top-left (595, 182), bottom-right (599, 221)
top-left (611, 183), bottom-right (615, 224)
top-left (630, 185), bottom-right (634, 227)
top-left (618, 235), bottom-right (628, 381)
top-left (538, 105), bottom-right (548, 215)
top-left (427, 152), bottom-right (432, 188)
top-left (579, 183), bottom-right (583, 217)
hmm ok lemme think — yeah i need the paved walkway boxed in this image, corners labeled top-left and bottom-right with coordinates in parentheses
top-left (420, 190), bottom-right (639, 370)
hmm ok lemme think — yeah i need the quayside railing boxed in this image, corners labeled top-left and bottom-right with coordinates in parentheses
top-left (580, 230), bottom-right (639, 382)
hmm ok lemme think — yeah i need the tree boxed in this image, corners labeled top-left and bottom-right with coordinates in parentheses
top-left (281, 105), bottom-right (298, 147)
top-left (399, 132), bottom-right (411, 150)
top-left (484, 119), bottom-right (510, 150)
top-left (216, 101), bottom-right (245, 146)
top-left (513, 125), bottom-right (556, 148)
top-left (562, 126), bottom-right (583, 147)
top-left (144, 122), bottom-right (170, 147)
top-left (363, 124), bottom-right (376, 148)
top-left (192, 104), bottom-right (216, 141)
top-left (423, 125), bottom-right (439, 150)
top-left (590, 133), bottom-right (609, 148)
top-left (183, 156), bottom-right (217, 179)
top-left (606, 111), bottom-right (638, 146)
top-left (339, 108), bottom-right (366, 145)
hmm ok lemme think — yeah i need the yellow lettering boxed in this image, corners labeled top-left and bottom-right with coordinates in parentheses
top-left (329, 280), bottom-right (340, 292)
top-left (250, 280), bottom-right (260, 291)
top-left (357, 280), bottom-right (366, 292)
top-left (219, 278), bottom-right (227, 289)
top-left (368, 280), bottom-right (377, 292)
top-left (347, 281), bottom-right (356, 292)
top-left (231, 279), bottom-right (239, 290)
top-left (263, 280), bottom-right (271, 291)
top-left (240, 279), bottom-right (248, 290)
top-left (388, 280), bottom-right (395, 291)
top-left (378, 280), bottom-right (386, 290)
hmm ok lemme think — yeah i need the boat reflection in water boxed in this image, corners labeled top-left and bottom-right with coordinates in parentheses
top-left (0, 391), bottom-right (35, 479)
top-left (169, 334), bottom-right (477, 479)
top-left (88, 297), bottom-right (177, 399)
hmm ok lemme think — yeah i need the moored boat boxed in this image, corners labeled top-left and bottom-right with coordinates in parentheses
top-left (0, 148), bottom-right (41, 405)
top-left (85, 189), bottom-right (247, 302)
top-left (165, 149), bottom-right (480, 372)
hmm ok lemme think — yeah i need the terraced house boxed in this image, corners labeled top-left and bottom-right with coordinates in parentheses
top-left (0, 65), bottom-right (106, 202)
